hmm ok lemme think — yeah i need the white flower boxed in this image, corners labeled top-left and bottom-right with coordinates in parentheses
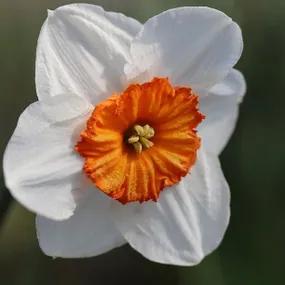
top-left (3, 4), bottom-right (245, 265)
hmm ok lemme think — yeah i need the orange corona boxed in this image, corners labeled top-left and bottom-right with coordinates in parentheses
top-left (76, 78), bottom-right (205, 204)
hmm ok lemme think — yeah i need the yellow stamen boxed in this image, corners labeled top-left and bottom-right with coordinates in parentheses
top-left (127, 124), bottom-right (155, 153)
top-left (143, 124), bottom-right (155, 139)
top-left (140, 137), bottom-right (154, 148)
top-left (128, 135), bottom-right (140, 144)
top-left (134, 125), bottom-right (145, 136)
top-left (133, 142), bottom-right (143, 153)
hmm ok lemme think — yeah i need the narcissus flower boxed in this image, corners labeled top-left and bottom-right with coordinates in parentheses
top-left (3, 4), bottom-right (246, 265)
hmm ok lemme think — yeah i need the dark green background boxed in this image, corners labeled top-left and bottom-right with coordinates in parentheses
top-left (1, 0), bottom-right (284, 284)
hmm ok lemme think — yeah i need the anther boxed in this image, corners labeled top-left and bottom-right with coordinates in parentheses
top-left (127, 124), bottom-right (155, 153)
top-left (128, 135), bottom-right (140, 144)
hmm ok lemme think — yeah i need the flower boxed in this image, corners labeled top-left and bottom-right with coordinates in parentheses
top-left (3, 4), bottom-right (246, 265)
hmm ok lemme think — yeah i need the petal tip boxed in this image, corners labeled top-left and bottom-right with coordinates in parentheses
top-left (47, 9), bottom-right (54, 17)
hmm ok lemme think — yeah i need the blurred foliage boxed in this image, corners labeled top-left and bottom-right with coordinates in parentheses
top-left (1, 0), bottom-right (285, 284)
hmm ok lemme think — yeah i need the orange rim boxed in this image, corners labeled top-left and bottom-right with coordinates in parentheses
top-left (76, 77), bottom-right (204, 204)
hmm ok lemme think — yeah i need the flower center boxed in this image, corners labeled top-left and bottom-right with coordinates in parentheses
top-left (76, 77), bottom-right (205, 204)
top-left (126, 124), bottom-right (155, 153)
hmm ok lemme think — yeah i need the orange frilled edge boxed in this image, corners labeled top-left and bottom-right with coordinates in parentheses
top-left (75, 78), bottom-right (205, 204)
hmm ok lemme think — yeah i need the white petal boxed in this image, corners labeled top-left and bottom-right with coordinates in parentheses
top-left (3, 94), bottom-right (92, 221)
top-left (111, 149), bottom-right (230, 266)
top-left (199, 69), bottom-right (246, 155)
top-left (36, 189), bottom-right (125, 258)
top-left (36, 4), bottom-right (142, 103)
top-left (125, 7), bottom-right (243, 89)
